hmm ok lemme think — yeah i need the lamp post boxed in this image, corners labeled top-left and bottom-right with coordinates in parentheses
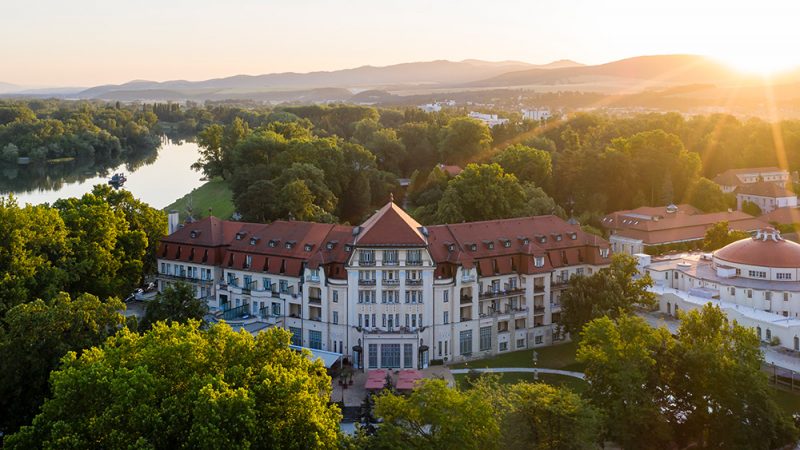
top-left (532, 349), bottom-right (539, 381)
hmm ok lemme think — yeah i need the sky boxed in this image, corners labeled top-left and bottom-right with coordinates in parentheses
top-left (1, 0), bottom-right (799, 87)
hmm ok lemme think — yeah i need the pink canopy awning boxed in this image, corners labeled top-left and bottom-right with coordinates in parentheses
top-left (367, 369), bottom-right (388, 380)
top-left (396, 369), bottom-right (422, 391)
top-left (365, 378), bottom-right (387, 390)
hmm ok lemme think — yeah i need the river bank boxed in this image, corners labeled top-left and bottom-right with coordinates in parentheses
top-left (163, 178), bottom-right (235, 221)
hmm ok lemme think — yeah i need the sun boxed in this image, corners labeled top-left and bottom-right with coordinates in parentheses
top-left (712, 51), bottom-right (798, 76)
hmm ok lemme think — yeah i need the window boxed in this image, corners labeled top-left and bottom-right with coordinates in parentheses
top-left (333, 311), bottom-right (339, 324)
top-left (778, 273), bottom-right (793, 280)
top-left (244, 255), bottom-right (252, 269)
top-left (358, 313), bottom-right (363, 327)
top-left (243, 275), bottom-right (252, 289)
top-left (383, 250), bottom-right (399, 265)
top-left (263, 278), bottom-right (272, 291)
top-left (372, 314), bottom-right (376, 328)
top-left (404, 343), bottom-right (413, 368)
top-left (365, 314), bottom-right (370, 328)
top-left (534, 256), bottom-right (544, 267)
top-left (517, 338), bottom-right (525, 349)
top-left (272, 302), bottom-right (280, 316)
top-left (459, 330), bottom-right (473, 355)
top-left (382, 314), bottom-right (387, 328)
top-left (279, 280), bottom-right (289, 294)
top-left (785, 292), bottom-right (791, 302)
top-left (289, 327), bottom-right (302, 346)
top-left (407, 250), bottom-right (422, 265)
top-left (443, 291), bottom-right (449, 303)
top-left (765, 291), bottom-right (773, 301)
top-left (381, 344), bottom-right (401, 368)
top-left (747, 290), bottom-right (753, 299)
top-left (438, 341), bottom-right (442, 357)
top-left (418, 313), bottom-right (423, 326)
top-left (368, 344), bottom-right (378, 368)
top-left (499, 342), bottom-right (508, 351)
top-left (480, 326), bottom-right (492, 352)
top-left (411, 314), bottom-right (417, 328)
top-left (360, 250), bottom-right (375, 265)
top-left (535, 335), bottom-right (543, 345)
top-left (730, 287), bottom-right (736, 296)
top-left (767, 329), bottom-right (772, 340)
top-left (309, 330), bottom-right (322, 350)
top-left (443, 311), bottom-right (449, 324)
top-left (332, 291), bottom-right (339, 303)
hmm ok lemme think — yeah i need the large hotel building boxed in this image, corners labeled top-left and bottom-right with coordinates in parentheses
top-left (156, 201), bottom-right (611, 369)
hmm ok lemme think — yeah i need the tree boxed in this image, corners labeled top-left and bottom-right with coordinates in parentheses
top-left (670, 305), bottom-right (797, 448)
top-left (373, 379), bottom-right (499, 449)
top-left (435, 163), bottom-right (527, 223)
top-left (490, 144), bottom-right (552, 187)
top-left (577, 314), bottom-right (675, 449)
top-left (702, 221), bottom-right (751, 251)
top-left (192, 124), bottom-right (225, 179)
top-left (439, 117), bottom-right (492, 165)
top-left (54, 192), bottom-right (148, 298)
top-left (685, 177), bottom-right (732, 212)
top-left (561, 253), bottom-right (655, 334)
top-left (497, 382), bottom-right (602, 450)
top-left (5, 323), bottom-right (341, 449)
top-left (0, 293), bottom-right (126, 435)
top-left (521, 183), bottom-right (565, 217)
top-left (0, 197), bottom-right (69, 315)
top-left (742, 199), bottom-right (762, 216)
top-left (141, 282), bottom-right (208, 330)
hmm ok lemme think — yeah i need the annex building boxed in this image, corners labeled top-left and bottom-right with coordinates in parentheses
top-left (156, 201), bottom-right (611, 370)
top-left (642, 228), bottom-right (800, 352)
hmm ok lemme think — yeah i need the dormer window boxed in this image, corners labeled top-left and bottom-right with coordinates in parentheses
top-left (235, 231), bottom-right (246, 240)
top-left (555, 234), bottom-right (562, 242)
top-left (570, 232), bottom-right (577, 240)
top-left (502, 239), bottom-right (511, 248)
top-left (484, 240), bottom-right (494, 249)
top-left (326, 240), bottom-right (338, 250)
top-left (244, 255), bottom-right (252, 269)
top-left (470, 244), bottom-right (477, 251)
top-left (285, 241), bottom-right (296, 249)
top-left (600, 248), bottom-right (610, 258)
top-left (537, 235), bottom-right (547, 244)
top-left (448, 244), bottom-right (455, 252)
top-left (249, 237), bottom-right (259, 245)
top-left (304, 243), bottom-right (314, 252)
top-left (534, 256), bottom-right (545, 268)
top-left (268, 239), bottom-right (278, 248)
top-left (190, 230), bottom-right (200, 239)
top-left (345, 244), bottom-right (352, 252)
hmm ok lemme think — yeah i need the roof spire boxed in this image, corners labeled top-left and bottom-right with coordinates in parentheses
top-left (389, 192), bottom-right (394, 203)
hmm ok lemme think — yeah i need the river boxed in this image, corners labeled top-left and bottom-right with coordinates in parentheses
top-left (0, 140), bottom-right (204, 209)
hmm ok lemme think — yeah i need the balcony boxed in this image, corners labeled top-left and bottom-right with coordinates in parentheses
top-left (406, 260), bottom-right (423, 266)
top-left (158, 273), bottom-right (213, 284)
top-left (363, 326), bottom-right (418, 335)
top-left (533, 284), bottom-right (546, 293)
top-left (218, 282), bottom-right (228, 292)
top-left (358, 260), bottom-right (376, 267)
top-left (405, 279), bottom-right (423, 286)
top-left (461, 295), bottom-right (473, 305)
top-left (358, 279), bottom-right (376, 286)
top-left (534, 305), bottom-right (545, 315)
top-left (309, 296), bottom-right (322, 305)
top-left (479, 287), bottom-right (525, 300)
top-left (383, 260), bottom-right (399, 267)
top-left (382, 279), bottom-right (400, 286)
top-left (305, 275), bottom-right (320, 283)
top-left (461, 275), bottom-right (476, 283)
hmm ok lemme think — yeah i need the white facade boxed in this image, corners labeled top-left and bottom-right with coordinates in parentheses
top-left (521, 108), bottom-right (551, 121)
top-left (468, 111), bottom-right (509, 127)
top-left (737, 192), bottom-right (797, 214)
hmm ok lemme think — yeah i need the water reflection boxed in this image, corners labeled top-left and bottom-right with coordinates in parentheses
top-left (0, 139), bottom-right (205, 209)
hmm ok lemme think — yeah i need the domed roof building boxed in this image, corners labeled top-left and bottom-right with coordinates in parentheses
top-left (715, 228), bottom-right (800, 270)
top-left (643, 228), bottom-right (800, 353)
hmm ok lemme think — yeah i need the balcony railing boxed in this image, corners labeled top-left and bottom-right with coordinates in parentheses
top-left (479, 287), bottom-right (525, 300)
top-left (383, 260), bottom-right (399, 266)
top-left (222, 304), bottom-right (251, 321)
top-left (309, 296), bottom-right (322, 305)
top-left (358, 279), bottom-right (376, 286)
top-left (534, 305), bottom-right (546, 314)
top-left (158, 273), bottom-right (214, 284)
top-left (406, 260), bottom-right (423, 266)
top-left (461, 275), bottom-right (476, 283)
top-left (533, 285), bottom-right (546, 293)
top-left (405, 279), bottom-right (423, 286)
top-left (363, 326), bottom-right (418, 335)
top-left (358, 260), bottom-right (376, 266)
top-left (461, 295), bottom-right (473, 304)
top-left (305, 275), bottom-right (320, 283)
top-left (383, 279), bottom-right (400, 286)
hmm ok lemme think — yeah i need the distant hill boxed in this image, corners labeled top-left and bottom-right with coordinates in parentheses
top-left (0, 82), bottom-right (22, 94)
top-left (471, 55), bottom-right (754, 89)
top-left (73, 59), bottom-right (578, 100)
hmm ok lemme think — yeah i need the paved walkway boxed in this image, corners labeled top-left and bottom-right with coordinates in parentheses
top-left (450, 367), bottom-right (585, 380)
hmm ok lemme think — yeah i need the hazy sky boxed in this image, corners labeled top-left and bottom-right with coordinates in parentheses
top-left (1, 0), bottom-right (798, 86)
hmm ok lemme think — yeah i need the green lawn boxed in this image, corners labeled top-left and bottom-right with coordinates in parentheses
top-left (450, 341), bottom-right (585, 372)
top-left (453, 372), bottom-right (588, 395)
top-left (163, 178), bottom-right (235, 221)
top-left (770, 385), bottom-right (800, 416)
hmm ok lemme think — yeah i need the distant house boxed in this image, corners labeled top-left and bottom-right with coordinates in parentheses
top-left (712, 166), bottom-right (791, 193)
top-left (437, 164), bottom-right (463, 177)
top-left (736, 181), bottom-right (797, 214)
top-left (521, 108), bottom-right (551, 121)
top-left (468, 111), bottom-right (508, 127)
top-left (418, 103), bottom-right (441, 113)
top-left (601, 204), bottom-right (766, 255)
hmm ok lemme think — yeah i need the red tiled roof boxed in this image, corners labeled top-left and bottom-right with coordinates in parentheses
top-left (355, 202), bottom-right (427, 247)
top-left (761, 207), bottom-right (800, 225)
top-left (438, 164), bottom-right (463, 177)
top-left (736, 181), bottom-right (795, 198)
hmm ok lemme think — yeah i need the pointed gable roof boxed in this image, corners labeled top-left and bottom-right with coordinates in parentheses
top-left (355, 202), bottom-right (427, 247)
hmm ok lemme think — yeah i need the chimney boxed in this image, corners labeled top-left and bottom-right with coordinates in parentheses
top-left (168, 210), bottom-right (180, 235)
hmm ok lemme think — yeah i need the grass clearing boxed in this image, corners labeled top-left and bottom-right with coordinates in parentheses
top-left (454, 372), bottom-right (588, 395)
top-left (450, 340), bottom-right (584, 372)
top-left (163, 178), bottom-right (235, 221)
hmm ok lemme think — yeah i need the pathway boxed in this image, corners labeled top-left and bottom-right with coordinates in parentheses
top-left (450, 367), bottom-right (585, 380)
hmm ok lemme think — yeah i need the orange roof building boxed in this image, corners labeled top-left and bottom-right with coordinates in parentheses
top-left (156, 201), bottom-right (611, 370)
